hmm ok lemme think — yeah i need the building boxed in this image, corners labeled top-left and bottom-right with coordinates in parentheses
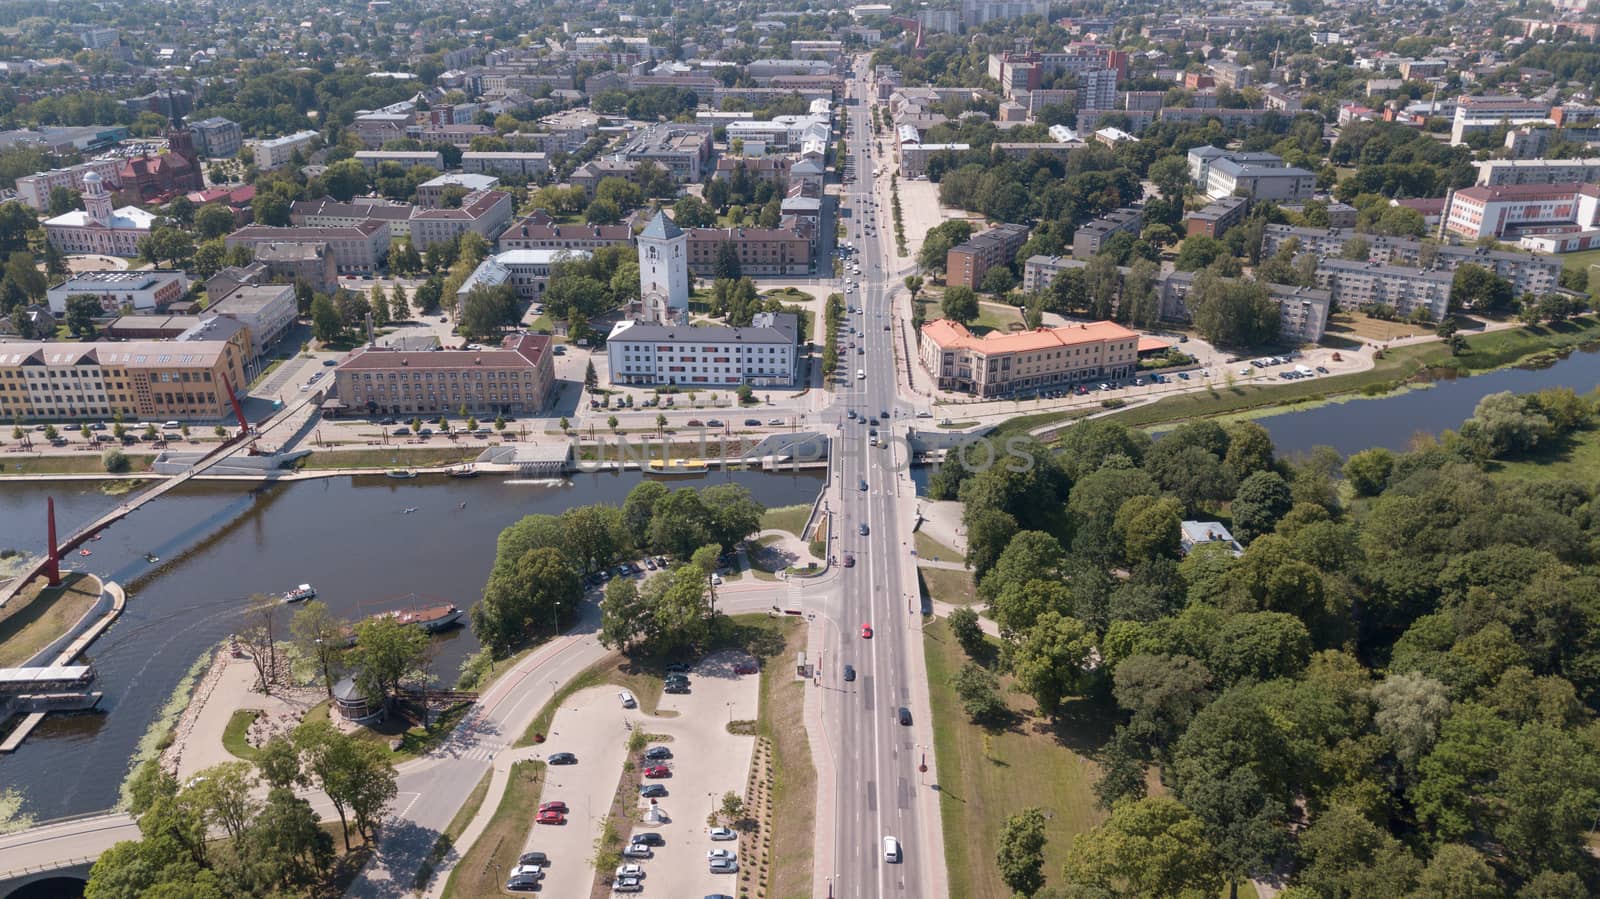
top-left (46, 270), bottom-right (188, 315)
top-left (919, 319), bottom-right (1139, 397)
top-left (1159, 271), bottom-right (1331, 343)
top-left (1180, 521), bottom-right (1243, 556)
top-left (570, 159), bottom-right (646, 195)
top-left (414, 173), bottom-right (500, 208)
top-left (353, 150), bottom-right (444, 171)
top-left (189, 117), bottom-right (242, 159)
top-left (686, 226), bottom-right (813, 277)
top-left (1022, 255), bottom-right (1082, 294)
top-left (606, 312), bottom-right (799, 387)
top-left (252, 242), bottom-right (338, 292)
top-left (899, 142), bottom-right (970, 179)
top-left (946, 223), bottom-right (1029, 290)
top-left (465, 249), bottom-right (591, 301)
top-left (226, 221), bottom-right (391, 274)
top-left (1441, 183), bottom-right (1600, 241)
top-left (461, 151), bottom-right (550, 179)
top-left (498, 212), bottom-right (633, 252)
top-left (249, 130), bottom-right (321, 171)
top-left (1187, 146), bottom-right (1313, 202)
top-left (1185, 196), bottom-right (1249, 238)
top-left (726, 113), bottom-right (831, 154)
top-left (963, 0), bottom-right (1051, 28)
top-left (1314, 258), bottom-right (1453, 321)
top-left (116, 122), bottom-right (204, 202)
top-left (1079, 68), bottom-right (1118, 113)
top-left (614, 124), bottom-right (713, 183)
top-left (290, 198), bottom-right (414, 238)
top-left (330, 333), bottom-right (555, 418)
top-left (1473, 157), bottom-right (1600, 186)
top-left (1209, 61), bottom-right (1253, 90)
top-left (1073, 207), bottom-right (1143, 259)
top-left (13, 159), bottom-right (125, 211)
top-left (1260, 225), bottom-right (1560, 296)
top-left (790, 40), bottom-right (844, 58)
top-left (43, 171), bottom-right (156, 257)
top-left (638, 212), bottom-right (690, 323)
top-left (206, 284), bottom-right (297, 351)
top-left (0, 338), bottom-right (247, 422)
top-left (1451, 95), bottom-right (1552, 145)
top-left (408, 190), bottom-right (514, 251)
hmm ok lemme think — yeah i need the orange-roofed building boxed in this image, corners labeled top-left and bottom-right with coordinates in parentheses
top-left (918, 318), bottom-right (1140, 397)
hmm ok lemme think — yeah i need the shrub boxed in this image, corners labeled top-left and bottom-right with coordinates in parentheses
top-left (102, 448), bottom-right (130, 473)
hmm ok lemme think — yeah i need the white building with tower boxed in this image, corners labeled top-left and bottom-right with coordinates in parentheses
top-left (42, 171), bottom-right (157, 257)
top-left (637, 211), bottom-right (689, 324)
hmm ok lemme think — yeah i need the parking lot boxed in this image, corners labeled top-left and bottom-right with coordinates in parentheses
top-left (612, 650), bottom-right (761, 898)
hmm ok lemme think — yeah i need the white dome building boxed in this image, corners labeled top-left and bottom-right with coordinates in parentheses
top-left (43, 170), bottom-right (158, 257)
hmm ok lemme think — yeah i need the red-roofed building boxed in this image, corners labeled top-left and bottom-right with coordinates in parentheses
top-left (1442, 182), bottom-right (1600, 240)
top-left (329, 332), bottom-right (555, 417)
top-left (116, 122), bottom-right (203, 203)
top-left (918, 318), bottom-right (1139, 396)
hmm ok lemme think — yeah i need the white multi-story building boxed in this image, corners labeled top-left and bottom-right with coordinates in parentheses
top-left (42, 171), bottom-right (156, 257)
top-left (1450, 95), bottom-right (1552, 145)
top-left (206, 284), bottom-right (297, 351)
top-left (249, 130), bottom-right (320, 171)
top-left (1473, 157), bottom-right (1600, 186)
top-left (1314, 258), bottom-right (1453, 321)
top-left (353, 150), bottom-right (444, 170)
top-left (606, 312), bottom-right (799, 387)
top-left (458, 249), bottom-right (592, 303)
top-left (1441, 182), bottom-right (1600, 240)
top-left (461, 151), bottom-right (550, 179)
top-left (46, 270), bottom-right (188, 315)
top-left (14, 158), bottom-right (125, 210)
top-left (1187, 146), bottom-right (1314, 201)
top-left (1260, 225), bottom-right (1562, 296)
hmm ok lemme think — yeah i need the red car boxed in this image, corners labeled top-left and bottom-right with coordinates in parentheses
top-left (643, 765), bottom-right (671, 778)
top-left (843, 554), bottom-right (856, 568)
top-left (861, 623), bottom-right (873, 639)
top-left (536, 810), bottom-right (566, 825)
top-left (733, 661), bottom-right (759, 675)
top-left (539, 801), bottom-right (568, 813)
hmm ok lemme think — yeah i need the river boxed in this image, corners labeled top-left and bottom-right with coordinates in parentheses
top-left (0, 468), bottom-right (823, 820)
top-left (1258, 343), bottom-right (1600, 457)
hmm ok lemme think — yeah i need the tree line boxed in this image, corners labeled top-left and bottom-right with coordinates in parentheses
top-left (936, 393), bottom-right (1600, 898)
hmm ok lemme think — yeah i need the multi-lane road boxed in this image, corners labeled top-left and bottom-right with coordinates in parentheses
top-left (812, 57), bottom-right (947, 899)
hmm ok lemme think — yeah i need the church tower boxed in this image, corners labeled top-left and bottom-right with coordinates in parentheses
top-left (637, 211), bottom-right (688, 324)
top-left (81, 171), bottom-right (114, 226)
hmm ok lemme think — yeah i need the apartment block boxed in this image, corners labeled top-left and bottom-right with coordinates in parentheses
top-left (497, 212), bottom-right (634, 252)
top-left (414, 173), bottom-right (500, 208)
top-left (606, 312), bottom-right (799, 387)
top-left (0, 338), bottom-right (247, 422)
top-left (919, 319), bottom-right (1139, 397)
top-left (461, 151), bottom-right (550, 179)
top-left (189, 117), bottom-right (242, 159)
top-left (14, 159), bottom-right (125, 210)
top-left (1185, 196), bottom-right (1249, 238)
top-left (1159, 271), bottom-right (1331, 343)
top-left (249, 130), bottom-right (320, 171)
top-left (1261, 224), bottom-right (1561, 296)
top-left (685, 226), bottom-right (813, 276)
top-left (1187, 146), bottom-right (1313, 202)
top-left (1451, 95), bottom-right (1552, 145)
top-left (290, 198), bottom-right (414, 238)
top-left (353, 150), bottom-right (444, 171)
top-left (1314, 258), bottom-right (1453, 321)
top-left (1442, 182), bottom-right (1600, 240)
top-left (1072, 207), bottom-right (1143, 259)
top-left (331, 333), bottom-right (555, 417)
top-left (1473, 157), bottom-right (1600, 186)
top-left (946, 223), bottom-right (1029, 290)
top-left (408, 190), bottom-right (515, 251)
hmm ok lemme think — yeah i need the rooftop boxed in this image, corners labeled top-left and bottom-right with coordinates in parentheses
top-left (921, 319), bottom-right (1138, 354)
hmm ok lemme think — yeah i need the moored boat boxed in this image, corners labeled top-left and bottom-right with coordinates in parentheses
top-left (386, 468), bottom-right (417, 479)
top-left (645, 458), bottom-right (709, 476)
top-left (373, 602), bottom-right (463, 633)
top-left (447, 464), bottom-right (478, 478)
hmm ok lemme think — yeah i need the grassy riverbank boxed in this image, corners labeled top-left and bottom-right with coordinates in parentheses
top-left (0, 454), bottom-right (155, 476)
top-left (0, 573), bottom-right (101, 668)
top-left (1109, 315), bottom-right (1600, 429)
top-left (440, 760), bottom-right (545, 899)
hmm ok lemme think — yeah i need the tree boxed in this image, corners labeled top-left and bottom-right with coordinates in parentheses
top-left (1296, 804), bottom-right (1422, 898)
top-left (980, 265), bottom-right (1016, 298)
top-left (646, 488), bottom-right (713, 558)
top-left (672, 195), bottom-right (714, 228)
top-left (1188, 270), bottom-right (1280, 347)
top-left (136, 227), bottom-right (195, 268)
top-left (584, 197), bottom-right (621, 224)
top-left (472, 547), bottom-right (581, 652)
top-left (1113, 653), bottom-right (1213, 752)
top-left (714, 241), bottom-right (742, 279)
top-left (700, 483), bottom-right (764, 552)
top-left (1230, 471), bottom-right (1292, 544)
top-left (941, 285), bottom-right (979, 324)
top-left (1342, 448), bottom-right (1394, 497)
top-left (1408, 844), bottom-right (1502, 899)
top-left (389, 283), bottom-right (410, 320)
top-left (310, 294), bottom-right (343, 343)
top-left (622, 481), bottom-right (669, 545)
top-left (952, 662), bottom-right (1007, 724)
top-left (370, 284), bottom-right (390, 327)
top-left (947, 606), bottom-right (985, 657)
top-left (293, 720), bottom-right (397, 849)
top-left (1174, 234), bottom-right (1229, 272)
top-left (186, 761), bottom-right (259, 843)
top-left (1011, 612), bottom-right (1096, 715)
top-left (1115, 494), bottom-right (1184, 564)
top-left (459, 282), bottom-right (518, 340)
top-left (1062, 797), bottom-right (1224, 898)
top-left (584, 360), bottom-right (598, 390)
top-left (904, 274), bottom-right (924, 300)
top-left (66, 294), bottom-right (101, 337)
top-left (349, 614), bottom-right (428, 711)
top-left (1149, 155), bottom-right (1191, 201)
top-left (599, 577), bottom-right (649, 652)
top-left (246, 787), bottom-right (335, 888)
top-left (996, 807), bottom-right (1048, 896)
top-left (290, 601), bottom-right (345, 699)
top-left (194, 204), bottom-right (236, 241)
top-left (1458, 391), bottom-right (1552, 460)
top-left (1450, 263), bottom-right (1513, 313)
top-left (1180, 766), bottom-right (1289, 899)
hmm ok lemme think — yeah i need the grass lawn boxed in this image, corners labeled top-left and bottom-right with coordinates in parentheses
top-left (1559, 245), bottom-right (1600, 295)
top-left (0, 454), bottom-right (154, 476)
top-left (302, 699), bottom-right (473, 763)
top-left (1110, 315), bottom-right (1600, 429)
top-left (925, 618), bottom-right (1113, 899)
top-left (918, 566), bottom-right (978, 606)
top-left (1325, 311), bottom-right (1429, 343)
top-left (0, 573), bottom-right (101, 668)
top-left (761, 504), bottom-right (812, 537)
top-left (937, 420), bottom-right (979, 429)
top-left (913, 530), bottom-right (959, 563)
top-left (1487, 423), bottom-right (1600, 482)
top-left (221, 709), bottom-right (262, 761)
top-left (752, 614), bottom-right (815, 899)
top-left (295, 447), bottom-right (482, 470)
top-left (440, 760), bottom-right (545, 899)
top-left (414, 767), bottom-right (493, 892)
top-left (986, 407), bottom-right (1097, 441)
top-left (916, 296), bottom-right (1023, 337)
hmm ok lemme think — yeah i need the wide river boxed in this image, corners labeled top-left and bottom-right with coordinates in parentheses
top-left (0, 469), bottom-right (824, 820)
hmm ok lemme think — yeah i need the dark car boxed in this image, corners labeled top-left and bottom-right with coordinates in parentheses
top-left (843, 664), bottom-right (856, 682)
top-left (859, 479), bottom-right (868, 491)
top-left (858, 523), bottom-right (869, 536)
top-left (631, 832), bottom-right (665, 846)
top-left (665, 663), bottom-right (691, 674)
top-left (664, 682), bottom-right (690, 694)
top-left (843, 554), bottom-right (855, 567)
top-left (897, 707), bottom-right (912, 726)
top-left (733, 660), bottom-right (759, 675)
top-left (518, 851), bottom-right (549, 866)
top-left (643, 746), bottom-right (673, 761)
top-left (744, 419), bottom-right (761, 426)
top-left (548, 752), bottom-right (577, 765)
top-left (686, 419), bottom-right (704, 427)
top-left (705, 419), bottom-right (723, 428)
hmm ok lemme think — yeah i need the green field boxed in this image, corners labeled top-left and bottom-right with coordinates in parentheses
top-left (761, 504), bottom-right (812, 537)
top-left (1487, 423), bottom-right (1600, 482)
top-left (0, 573), bottom-right (101, 668)
top-left (0, 454), bottom-right (156, 476)
top-left (440, 760), bottom-right (545, 899)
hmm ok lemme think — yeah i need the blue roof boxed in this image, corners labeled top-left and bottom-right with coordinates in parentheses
top-left (639, 210), bottom-right (683, 241)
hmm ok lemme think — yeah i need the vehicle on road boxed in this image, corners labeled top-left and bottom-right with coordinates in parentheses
top-left (861, 623), bottom-right (873, 639)
top-left (843, 554), bottom-right (856, 567)
top-left (643, 746), bottom-right (672, 761)
top-left (706, 419), bottom-right (723, 427)
top-left (744, 418), bottom-right (761, 426)
top-left (517, 851), bottom-right (549, 866)
top-left (767, 417), bottom-right (783, 425)
top-left (843, 664), bottom-right (856, 682)
top-left (709, 827), bottom-right (737, 841)
top-left (884, 836), bottom-right (901, 862)
top-left (538, 801), bottom-right (567, 813)
top-left (639, 784), bottom-right (668, 798)
top-left (897, 707), bottom-right (912, 725)
top-left (856, 369), bottom-right (865, 379)
top-left (536, 810), bottom-right (565, 824)
top-left (859, 479), bottom-right (868, 491)
top-left (548, 752), bottom-right (577, 765)
top-left (859, 523), bottom-right (869, 536)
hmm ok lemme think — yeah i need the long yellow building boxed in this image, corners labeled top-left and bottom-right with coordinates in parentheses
top-left (0, 338), bottom-right (248, 422)
top-left (918, 318), bottom-right (1140, 397)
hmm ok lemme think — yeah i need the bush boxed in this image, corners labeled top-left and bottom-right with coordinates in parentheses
top-left (102, 448), bottom-right (130, 473)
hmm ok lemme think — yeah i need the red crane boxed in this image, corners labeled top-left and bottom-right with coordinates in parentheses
top-left (889, 15), bottom-right (925, 54)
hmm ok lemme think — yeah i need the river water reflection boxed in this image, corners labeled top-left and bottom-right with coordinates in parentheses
top-left (0, 468), bottom-right (822, 819)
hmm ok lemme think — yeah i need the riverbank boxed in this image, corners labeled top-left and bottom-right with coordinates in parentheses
top-left (0, 573), bottom-right (101, 668)
top-left (1106, 314), bottom-right (1600, 429)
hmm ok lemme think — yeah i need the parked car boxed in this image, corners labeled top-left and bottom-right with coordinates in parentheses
top-left (539, 801), bottom-right (567, 814)
top-left (621, 844), bottom-right (653, 859)
top-left (686, 419), bottom-right (704, 427)
top-left (709, 827), bottom-right (737, 841)
top-left (708, 849), bottom-right (736, 862)
top-left (639, 784), bottom-right (668, 798)
top-left (517, 851), bottom-right (549, 866)
top-left (664, 682), bottom-right (690, 694)
top-left (547, 752), bottom-right (577, 765)
top-left (744, 419), bottom-right (761, 426)
top-left (612, 875), bottom-right (643, 893)
top-left (710, 858), bottom-right (739, 874)
top-left (768, 418), bottom-right (783, 425)
top-left (643, 746), bottom-right (673, 761)
top-left (733, 660), bottom-right (759, 675)
top-left (643, 765), bottom-right (671, 778)
top-left (614, 864), bottom-right (645, 880)
top-left (631, 832), bottom-right (665, 846)
top-left (705, 419), bottom-right (723, 428)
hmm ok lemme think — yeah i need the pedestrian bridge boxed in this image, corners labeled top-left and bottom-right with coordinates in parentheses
top-left (0, 811), bottom-right (135, 897)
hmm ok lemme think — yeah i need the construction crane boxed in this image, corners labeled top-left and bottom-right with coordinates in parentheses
top-left (889, 15), bottom-right (924, 54)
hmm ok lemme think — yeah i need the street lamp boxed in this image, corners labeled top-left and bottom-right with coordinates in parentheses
top-left (552, 601), bottom-right (561, 635)
top-left (726, 701), bottom-right (735, 724)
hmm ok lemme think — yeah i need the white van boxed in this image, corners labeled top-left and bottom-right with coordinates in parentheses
top-left (883, 836), bottom-right (901, 863)
top-left (856, 369), bottom-right (866, 380)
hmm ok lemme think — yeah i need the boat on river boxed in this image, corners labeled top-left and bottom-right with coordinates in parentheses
top-left (386, 468), bottom-right (417, 479)
top-left (281, 583), bottom-right (316, 603)
top-left (645, 458), bottom-right (710, 476)
top-left (376, 603), bottom-right (464, 632)
top-left (447, 465), bottom-right (478, 479)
